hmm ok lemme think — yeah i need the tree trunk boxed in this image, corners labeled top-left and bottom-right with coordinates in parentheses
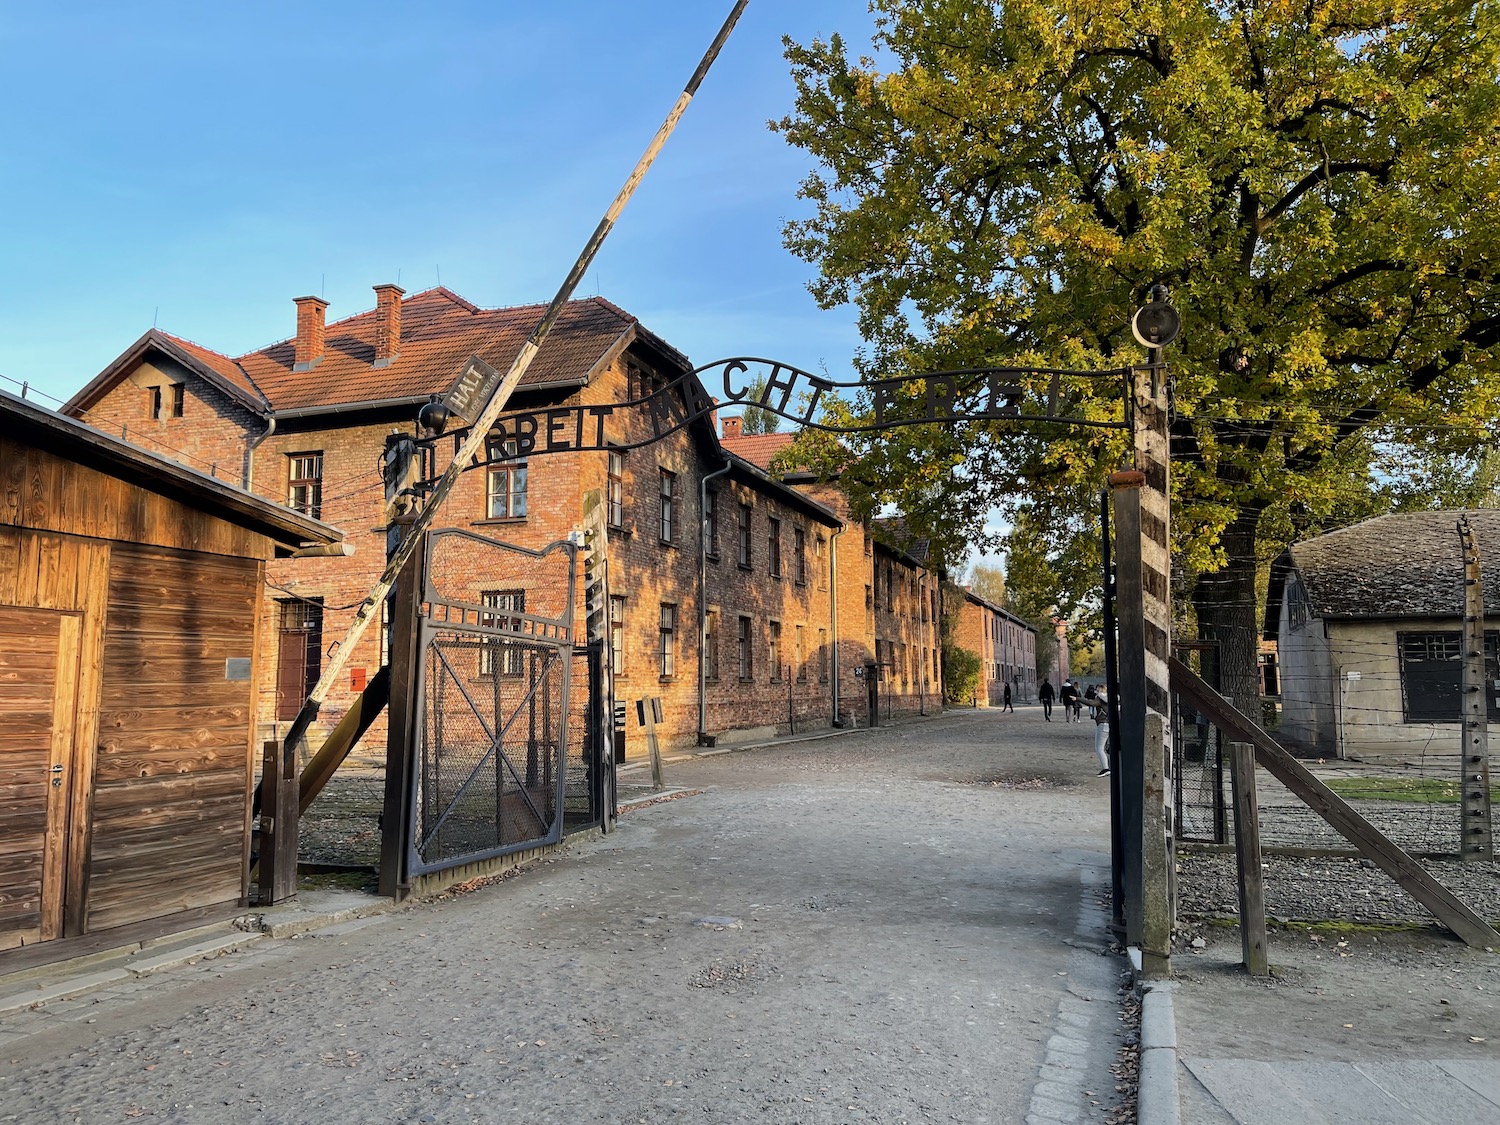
top-left (1192, 507), bottom-right (1263, 713)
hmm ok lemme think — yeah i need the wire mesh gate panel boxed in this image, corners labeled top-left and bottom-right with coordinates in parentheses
top-left (408, 529), bottom-right (594, 877)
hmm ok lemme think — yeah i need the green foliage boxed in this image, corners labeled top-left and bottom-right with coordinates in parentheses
top-left (943, 644), bottom-right (982, 703)
top-left (741, 377), bottom-right (782, 435)
top-left (965, 562), bottom-right (1006, 604)
top-left (775, 0), bottom-right (1500, 699)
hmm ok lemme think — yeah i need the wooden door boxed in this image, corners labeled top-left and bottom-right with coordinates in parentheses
top-left (276, 628), bottom-right (307, 722)
top-left (0, 606), bottom-right (81, 950)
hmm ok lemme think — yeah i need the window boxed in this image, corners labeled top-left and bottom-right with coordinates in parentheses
top-left (815, 535), bottom-right (827, 590)
top-left (171, 383), bottom-right (184, 418)
top-left (737, 616), bottom-right (753, 680)
top-left (287, 452), bottom-right (323, 519)
top-left (704, 611), bottom-right (720, 681)
top-left (149, 385), bottom-right (163, 420)
top-left (704, 488), bottom-right (719, 557)
top-left (610, 595), bottom-right (627, 676)
top-left (769, 622), bottom-right (783, 681)
top-left (795, 625), bottom-right (806, 682)
top-left (659, 469), bottom-right (677, 544)
top-left (1398, 630), bottom-right (1500, 723)
top-left (818, 628), bottom-right (829, 682)
top-left (658, 603), bottom-right (677, 678)
top-left (486, 439), bottom-right (527, 519)
top-left (768, 517), bottom-right (782, 577)
top-left (794, 528), bottom-right (807, 585)
top-left (737, 503), bottom-right (753, 568)
top-left (479, 590), bottom-right (525, 676)
top-left (607, 451), bottom-right (624, 529)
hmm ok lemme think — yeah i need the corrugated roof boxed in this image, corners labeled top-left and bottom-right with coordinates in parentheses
top-left (1288, 509), bottom-right (1500, 620)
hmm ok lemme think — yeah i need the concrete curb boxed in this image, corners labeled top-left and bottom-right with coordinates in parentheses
top-left (1137, 980), bottom-right (1181, 1125)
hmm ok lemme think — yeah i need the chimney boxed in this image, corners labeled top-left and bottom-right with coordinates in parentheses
top-left (293, 296), bottom-right (328, 371)
top-left (373, 283), bottom-right (405, 367)
top-left (722, 415), bottom-right (742, 439)
top-left (710, 397), bottom-right (720, 435)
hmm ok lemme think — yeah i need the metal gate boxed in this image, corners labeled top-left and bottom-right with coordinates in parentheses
top-left (405, 528), bottom-right (600, 877)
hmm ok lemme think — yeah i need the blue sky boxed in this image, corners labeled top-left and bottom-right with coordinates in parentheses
top-left (0, 1), bottom-right (873, 400)
top-left (0, 1), bottom-right (1005, 571)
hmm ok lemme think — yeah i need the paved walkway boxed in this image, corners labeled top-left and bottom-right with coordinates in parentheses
top-left (0, 706), bottom-right (1131, 1124)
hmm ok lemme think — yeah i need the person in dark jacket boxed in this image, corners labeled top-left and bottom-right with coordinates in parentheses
top-left (1059, 679), bottom-right (1080, 722)
top-left (1002, 681), bottom-right (1014, 712)
top-left (1038, 677), bottom-right (1054, 720)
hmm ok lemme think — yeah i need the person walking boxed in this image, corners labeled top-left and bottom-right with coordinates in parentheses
top-left (1038, 677), bottom-right (1054, 721)
top-left (1001, 681), bottom-right (1014, 713)
top-left (1059, 679), bottom-right (1079, 722)
top-left (1085, 685), bottom-right (1110, 775)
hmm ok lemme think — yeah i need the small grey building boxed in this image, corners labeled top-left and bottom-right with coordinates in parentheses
top-left (1264, 509), bottom-right (1500, 758)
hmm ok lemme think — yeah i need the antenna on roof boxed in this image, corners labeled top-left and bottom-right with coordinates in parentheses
top-left (153, 307), bottom-right (158, 328)
top-left (436, 265), bottom-right (442, 288)
top-left (321, 273), bottom-right (326, 298)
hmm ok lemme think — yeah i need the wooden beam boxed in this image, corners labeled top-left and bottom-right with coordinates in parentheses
top-left (297, 666), bottom-right (390, 815)
top-left (1140, 712), bottom-right (1172, 978)
top-left (1456, 516), bottom-right (1492, 861)
top-left (1110, 471), bottom-right (1147, 946)
top-left (1169, 656), bottom-right (1500, 949)
top-left (1228, 741), bottom-right (1270, 976)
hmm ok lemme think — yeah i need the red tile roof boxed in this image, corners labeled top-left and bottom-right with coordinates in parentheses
top-left (159, 333), bottom-right (265, 404)
top-left (721, 431), bottom-right (796, 469)
top-left (232, 288), bottom-right (656, 413)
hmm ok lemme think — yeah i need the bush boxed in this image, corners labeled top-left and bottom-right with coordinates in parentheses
top-left (944, 645), bottom-right (981, 704)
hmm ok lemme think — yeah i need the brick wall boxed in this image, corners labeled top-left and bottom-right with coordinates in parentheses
top-left (73, 336), bottom-right (954, 770)
top-left (79, 356), bottom-right (265, 487)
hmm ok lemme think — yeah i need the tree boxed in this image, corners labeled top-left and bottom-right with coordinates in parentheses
top-left (775, 0), bottom-right (1500, 708)
top-left (943, 644), bottom-right (982, 704)
top-left (741, 377), bottom-right (782, 435)
top-left (965, 562), bottom-right (1006, 604)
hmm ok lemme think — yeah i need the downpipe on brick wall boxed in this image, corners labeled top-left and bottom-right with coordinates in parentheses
top-left (830, 522), bottom-right (846, 726)
top-left (698, 458), bottom-right (732, 744)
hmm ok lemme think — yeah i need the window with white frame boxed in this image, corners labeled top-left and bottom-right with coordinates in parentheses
top-left (287, 452), bottom-right (323, 519)
top-left (486, 438), bottom-right (527, 519)
top-left (479, 590), bottom-right (525, 676)
top-left (658, 603), bottom-right (676, 679)
top-left (607, 450), bottom-right (624, 529)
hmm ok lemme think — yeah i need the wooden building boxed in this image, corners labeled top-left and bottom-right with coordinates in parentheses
top-left (0, 389), bottom-right (339, 958)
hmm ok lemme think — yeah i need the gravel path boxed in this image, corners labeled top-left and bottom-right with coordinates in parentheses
top-left (0, 707), bottom-right (1134, 1125)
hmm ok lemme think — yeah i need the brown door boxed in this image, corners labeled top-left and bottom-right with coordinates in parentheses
top-left (0, 606), bottom-right (81, 950)
top-left (276, 599), bottom-right (323, 722)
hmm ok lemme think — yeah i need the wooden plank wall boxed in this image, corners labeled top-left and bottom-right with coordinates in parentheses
top-left (0, 436), bottom-right (272, 562)
top-left (2, 437), bottom-right (272, 940)
top-left (0, 527), bottom-right (110, 942)
top-left (86, 543), bottom-right (261, 932)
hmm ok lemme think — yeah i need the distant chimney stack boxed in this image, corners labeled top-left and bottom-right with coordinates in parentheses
top-left (710, 397), bottom-right (720, 435)
top-left (722, 415), bottom-right (743, 439)
top-left (293, 296), bottom-right (329, 371)
top-left (373, 283), bottom-right (405, 367)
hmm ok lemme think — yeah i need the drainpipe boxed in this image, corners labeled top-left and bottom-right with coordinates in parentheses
top-left (243, 412), bottom-right (276, 491)
top-left (697, 459), bottom-right (732, 744)
top-left (829, 523), bottom-right (846, 726)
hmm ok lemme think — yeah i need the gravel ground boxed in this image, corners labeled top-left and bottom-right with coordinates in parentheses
top-left (301, 760), bottom-right (1500, 934)
top-left (1, 707), bottom-right (1133, 1125)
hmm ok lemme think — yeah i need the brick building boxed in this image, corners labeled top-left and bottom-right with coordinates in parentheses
top-left (64, 285), bottom-right (936, 761)
top-left (948, 587), bottom-right (1038, 707)
top-left (720, 423), bottom-right (945, 727)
